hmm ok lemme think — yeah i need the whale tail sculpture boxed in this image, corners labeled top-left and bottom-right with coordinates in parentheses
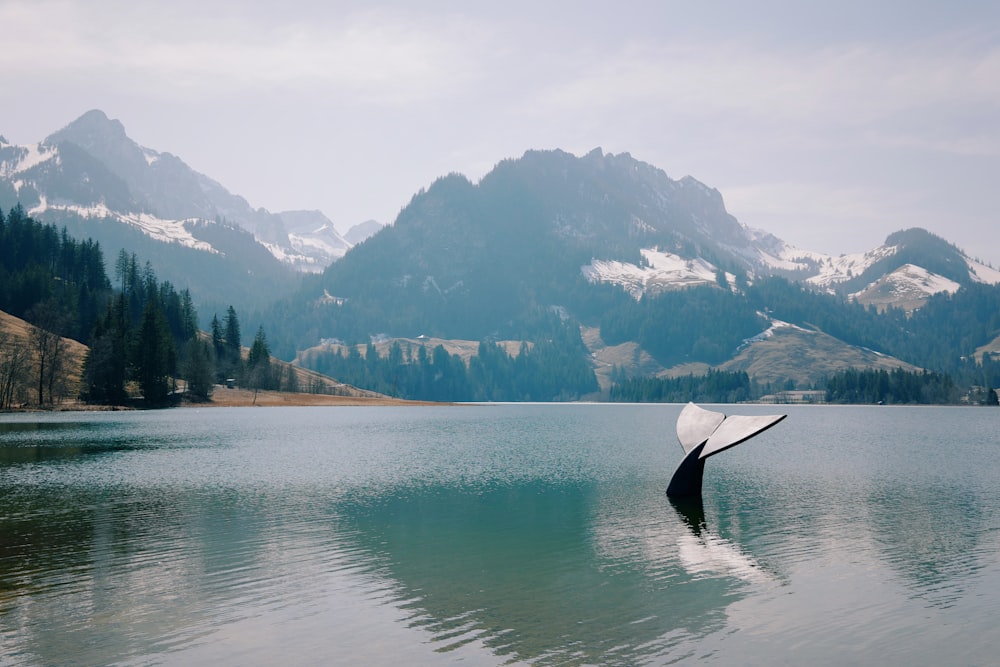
top-left (667, 403), bottom-right (786, 498)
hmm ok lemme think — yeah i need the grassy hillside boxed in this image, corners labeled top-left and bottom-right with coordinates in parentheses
top-left (0, 310), bottom-right (88, 406)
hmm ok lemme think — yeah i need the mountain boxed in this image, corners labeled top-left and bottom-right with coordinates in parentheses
top-left (302, 148), bottom-right (787, 338)
top-left (580, 320), bottom-right (920, 392)
top-left (753, 227), bottom-right (1000, 308)
top-left (0, 111), bottom-right (351, 314)
top-left (44, 111), bottom-right (279, 237)
top-left (344, 219), bottom-right (385, 245)
top-left (297, 148), bottom-right (998, 336)
top-left (263, 147), bottom-right (1000, 398)
top-left (4, 111), bottom-right (996, 399)
top-left (275, 210), bottom-right (353, 271)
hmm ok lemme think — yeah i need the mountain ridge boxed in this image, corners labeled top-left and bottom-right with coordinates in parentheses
top-left (3, 111), bottom-right (999, 400)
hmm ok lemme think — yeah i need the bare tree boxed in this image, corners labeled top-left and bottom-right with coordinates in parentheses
top-left (26, 300), bottom-right (71, 406)
top-left (0, 331), bottom-right (31, 409)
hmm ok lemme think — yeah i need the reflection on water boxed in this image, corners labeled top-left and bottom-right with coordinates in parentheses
top-left (0, 421), bottom-right (137, 464)
top-left (668, 496), bottom-right (776, 586)
top-left (1, 405), bottom-right (1000, 666)
top-left (334, 481), bottom-right (772, 665)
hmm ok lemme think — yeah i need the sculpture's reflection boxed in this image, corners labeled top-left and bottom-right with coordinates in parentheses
top-left (669, 495), bottom-right (776, 585)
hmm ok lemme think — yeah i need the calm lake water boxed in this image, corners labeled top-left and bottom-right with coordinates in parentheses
top-left (1, 404), bottom-right (998, 666)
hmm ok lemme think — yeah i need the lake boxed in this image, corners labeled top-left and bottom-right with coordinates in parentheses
top-left (1, 404), bottom-right (998, 666)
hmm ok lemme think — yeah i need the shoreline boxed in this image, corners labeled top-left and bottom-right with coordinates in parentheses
top-left (2, 387), bottom-right (448, 412)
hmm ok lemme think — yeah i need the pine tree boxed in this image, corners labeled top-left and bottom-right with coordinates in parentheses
top-left (222, 305), bottom-right (242, 383)
top-left (79, 297), bottom-right (129, 404)
top-left (134, 300), bottom-right (176, 404)
top-left (246, 325), bottom-right (272, 402)
top-left (183, 338), bottom-right (215, 401)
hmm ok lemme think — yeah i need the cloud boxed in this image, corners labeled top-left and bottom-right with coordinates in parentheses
top-left (1, 2), bottom-right (484, 105)
top-left (9, 2), bottom-right (998, 133)
top-left (529, 35), bottom-right (1000, 131)
top-left (726, 181), bottom-right (889, 222)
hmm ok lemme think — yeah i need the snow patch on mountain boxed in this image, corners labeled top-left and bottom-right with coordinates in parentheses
top-left (0, 141), bottom-right (58, 176)
top-left (582, 248), bottom-right (721, 299)
top-left (741, 228), bottom-right (907, 288)
top-left (849, 263), bottom-right (959, 311)
top-left (29, 197), bottom-right (216, 253)
top-left (967, 257), bottom-right (1000, 285)
top-left (738, 317), bottom-right (813, 350)
top-left (736, 227), bottom-right (828, 273)
top-left (260, 224), bottom-right (351, 272)
top-left (854, 263), bottom-right (960, 298)
top-left (748, 245), bottom-right (818, 273)
top-left (277, 211), bottom-right (353, 272)
top-left (288, 228), bottom-right (347, 256)
top-left (806, 245), bottom-right (899, 287)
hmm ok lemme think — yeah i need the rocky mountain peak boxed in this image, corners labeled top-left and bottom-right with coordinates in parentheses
top-left (47, 109), bottom-right (129, 151)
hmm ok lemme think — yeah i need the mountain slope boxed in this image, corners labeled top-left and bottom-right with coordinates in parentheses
top-left (44, 110), bottom-right (288, 246)
top-left (0, 112), bottom-right (360, 311)
top-left (717, 321), bottom-right (919, 386)
top-left (344, 219), bottom-right (384, 245)
top-left (0, 309), bottom-right (89, 404)
top-left (0, 114), bottom-right (290, 313)
top-left (300, 148), bottom-right (786, 345)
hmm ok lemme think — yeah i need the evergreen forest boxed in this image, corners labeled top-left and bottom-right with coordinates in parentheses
top-left (0, 207), bottom-right (281, 407)
top-left (300, 326), bottom-right (599, 402)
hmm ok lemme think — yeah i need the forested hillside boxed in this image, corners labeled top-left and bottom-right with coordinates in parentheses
top-left (744, 277), bottom-right (1000, 384)
top-left (299, 323), bottom-right (598, 402)
top-left (0, 204), bottom-right (110, 343)
top-left (1, 207), bottom-right (209, 406)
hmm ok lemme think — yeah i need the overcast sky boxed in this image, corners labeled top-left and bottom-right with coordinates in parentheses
top-left (2, 0), bottom-right (999, 263)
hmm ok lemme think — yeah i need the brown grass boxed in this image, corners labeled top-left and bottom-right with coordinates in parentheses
top-left (0, 310), bottom-right (89, 401)
top-left (190, 386), bottom-right (445, 407)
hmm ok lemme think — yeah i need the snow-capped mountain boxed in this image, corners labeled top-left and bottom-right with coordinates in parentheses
top-left (748, 227), bottom-right (1000, 290)
top-left (758, 227), bottom-right (1000, 309)
top-left (276, 146), bottom-right (1000, 392)
top-left (0, 110), bottom-right (348, 273)
top-left (276, 210), bottom-right (354, 272)
top-left (849, 264), bottom-right (961, 312)
top-left (582, 210), bottom-right (1000, 311)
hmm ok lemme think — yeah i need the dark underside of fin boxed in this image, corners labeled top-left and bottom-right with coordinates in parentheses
top-left (666, 443), bottom-right (707, 497)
